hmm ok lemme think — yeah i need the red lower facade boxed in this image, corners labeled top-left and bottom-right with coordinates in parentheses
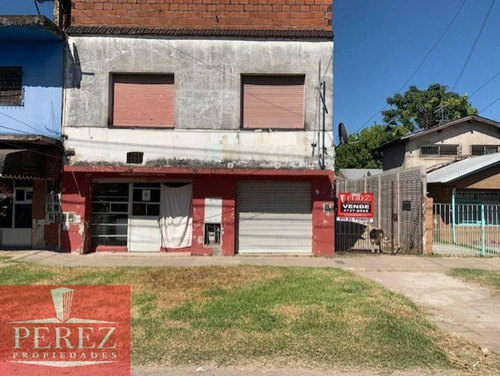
top-left (61, 165), bottom-right (335, 256)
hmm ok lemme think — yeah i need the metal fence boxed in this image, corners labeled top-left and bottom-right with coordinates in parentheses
top-left (336, 167), bottom-right (427, 254)
top-left (433, 203), bottom-right (500, 256)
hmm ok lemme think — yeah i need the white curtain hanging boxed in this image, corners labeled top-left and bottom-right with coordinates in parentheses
top-left (160, 184), bottom-right (193, 249)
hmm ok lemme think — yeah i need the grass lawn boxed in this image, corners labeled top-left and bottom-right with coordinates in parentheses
top-left (0, 258), bottom-right (499, 373)
top-left (448, 268), bottom-right (500, 293)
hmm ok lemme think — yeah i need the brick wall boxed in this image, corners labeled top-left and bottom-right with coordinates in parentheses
top-left (70, 0), bottom-right (333, 30)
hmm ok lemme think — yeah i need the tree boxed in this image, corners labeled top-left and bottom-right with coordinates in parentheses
top-left (335, 124), bottom-right (407, 169)
top-left (382, 84), bottom-right (478, 132)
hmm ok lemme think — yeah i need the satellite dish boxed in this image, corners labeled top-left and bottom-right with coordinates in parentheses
top-left (339, 122), bottom-right (349, 145)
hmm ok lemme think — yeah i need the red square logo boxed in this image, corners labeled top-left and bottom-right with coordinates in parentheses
top-left (0, 285), bottom-right (130, 376)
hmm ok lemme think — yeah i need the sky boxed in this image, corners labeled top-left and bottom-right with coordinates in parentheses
top-left (334, 0), bottom-right (500, 139)
top-left (1, 0), bottom-right (53, 18)
top-left (2, 1), bottom-right (500, 140)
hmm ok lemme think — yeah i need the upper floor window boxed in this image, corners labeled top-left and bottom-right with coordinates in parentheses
top-left (420, 144), bottom-right (459, 157)
top-left (242, 75), bottom-right (305, 129)
top-left (471, 145), bottom-right (500, 156)
top-left (0, 67), bottom-right (23, 107)
top-left (111, 74), bottom-right (174, 128)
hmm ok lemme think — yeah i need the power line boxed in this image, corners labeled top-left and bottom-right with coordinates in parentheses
top-left (480, 95), bottom-right (500, 113)
top-left (359, 0), bottom-right (468, 130)
top-left (452, 0), bottom-right (496, 91)
top-left (469, 69), bottom-right (500, 98)
top-left (0, 111), bottom-right (54, 137)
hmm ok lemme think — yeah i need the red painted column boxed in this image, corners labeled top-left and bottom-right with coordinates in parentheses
top-left (190, 176), bottom-right (236, 256)
top-left (61, 171), bottom-right (92, 254)
top-left (221, 179), bottom-right (236, 256)
top-left (312, 175), bottom-right (335, 256)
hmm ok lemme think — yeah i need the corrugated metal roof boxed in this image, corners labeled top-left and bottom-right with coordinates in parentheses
top-left (65, 26), bottom-right (333, 40)
top-left (427, 152), bottom-right (500, 184)
top-left (337, 169), bottom-right (383, 180)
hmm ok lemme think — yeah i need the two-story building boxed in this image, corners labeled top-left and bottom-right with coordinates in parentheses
top-left (0, 16), bottom-right (63, 249)
top-left (59, 0), bottom-right (335, 255)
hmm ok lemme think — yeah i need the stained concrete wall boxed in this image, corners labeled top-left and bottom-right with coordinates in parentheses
top-left (63, 36), bottom-right (334, 168)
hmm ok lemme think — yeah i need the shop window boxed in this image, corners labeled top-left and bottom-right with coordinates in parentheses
top-left (111, 74), bottom-right (174, 128)
top-left (132, 183), bottom-right (160, 217)
top-left (0, 67), bottom-right (23, 106)
top-left (91, 183), bottom-right (129, 247)
top-left (0, 180), bottom-right (32, 229)
top-left (0, 180), bottom-right (13, 228)
top-left (242, 75), bottom-right (305, 129)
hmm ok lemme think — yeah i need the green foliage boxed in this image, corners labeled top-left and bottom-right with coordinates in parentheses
top-left (336, 84), bottom-right (478, 169)
top-left (382, 84), bottom-right (478, 131)
top-left (335, 124), bottom-right (407, 169)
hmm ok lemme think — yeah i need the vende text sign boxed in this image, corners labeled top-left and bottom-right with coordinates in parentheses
top-left (337, 192), bottom-right (374, 222)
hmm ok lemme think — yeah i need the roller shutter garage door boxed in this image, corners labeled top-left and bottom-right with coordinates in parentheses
top-left (237, 181), bottom-right (312, 254)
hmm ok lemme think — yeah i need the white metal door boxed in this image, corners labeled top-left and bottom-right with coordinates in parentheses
top-left (129, 218), bottom-right (161, 252)
top-left (128, 184), bottom-right (161, 252)
top-left (237, 181), bottom-right (312, 254)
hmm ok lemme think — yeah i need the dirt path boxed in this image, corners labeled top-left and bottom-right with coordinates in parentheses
top-left (359, 271), bottom-right (500, 354)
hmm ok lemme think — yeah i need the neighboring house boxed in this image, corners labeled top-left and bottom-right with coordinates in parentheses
top-left (0, 16), bottom-right (63, 248)
top-left (428, 152), bottom-right (500, 208)
top-left (336, 169), bottom-right (382, 181)
top-left (59, 0), bottom-right (334, 255)
top-left (376, 116), bottom-right (500, 171)
top-left (428, 152), bottom-right (500, 254)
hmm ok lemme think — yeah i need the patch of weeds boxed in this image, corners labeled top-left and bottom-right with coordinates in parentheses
top-left (448, 268), bottom-right (500, 292)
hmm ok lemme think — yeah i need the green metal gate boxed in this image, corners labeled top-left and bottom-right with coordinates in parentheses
top-left (433, 203), bottom-right (500, 256)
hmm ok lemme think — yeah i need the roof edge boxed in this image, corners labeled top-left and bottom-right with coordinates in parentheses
top-left (65, 26), bottom-right (333, 40)
top-left (375, 115), bottom-right (500, 151)
top-left (0, 134), bottom-right (59, 146)
top-left (0, 15), bottom-right (64, 40)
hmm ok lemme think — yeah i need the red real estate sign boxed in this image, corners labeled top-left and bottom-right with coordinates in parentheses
top-left (0, 285), bottom-right (130, 376)
top-left (337, 192), bottom-right (374, 222)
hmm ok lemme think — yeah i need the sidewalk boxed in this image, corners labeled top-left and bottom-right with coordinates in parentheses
top-left (361, 271), bottom-right (500, 353)
top-left (2, 250), bottom-right (500, 271)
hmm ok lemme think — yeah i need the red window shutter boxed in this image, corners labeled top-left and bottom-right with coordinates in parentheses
top-left (243, 76), bottom-right (305, 129)
top-left (112, 74), bottom-right (174, 127)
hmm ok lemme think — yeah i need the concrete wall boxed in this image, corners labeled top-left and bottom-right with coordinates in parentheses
top-left (0, 41), bottom-right (63, 135)
top-left (63, 36), bottom-right (334, 168)
top-left (403, 121), bottom-right (500, 169)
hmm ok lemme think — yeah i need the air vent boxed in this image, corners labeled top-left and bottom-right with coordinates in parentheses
top-left (126, 152), bottom-right (144, 164)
